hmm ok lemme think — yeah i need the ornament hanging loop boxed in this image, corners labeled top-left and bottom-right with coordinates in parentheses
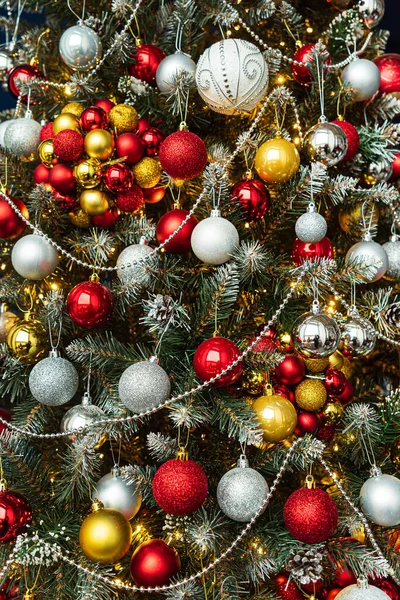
top-left (175, 16), bottom-right (188, 53)
top-left (305, 474), bottom-right (315, 489)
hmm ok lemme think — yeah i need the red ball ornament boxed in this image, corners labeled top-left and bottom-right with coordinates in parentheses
top-left (369, 578), bottom-right (400, 600)
top-left (316, 424), bottom-right (336, 442)
top-left (103, 164), bottom-right (133, 193)
top-left (94, 98), bottom-right (115, 113)
top-left (116, 186), bottom-right (144, 213)
top-left (140, 127), bottom-right (165, 157)
top-left (296, 410), bottom-right (322, 434)
top-left (128, 44), bottom-right (166, 86)
top-left (391, 153), bottom-right (400, 181)
top-left (80, 106), bottom-right (108, 132)
top-left (373, 54), bottom-right (400, 95)
top-left (275, 573), bottom-right (303, 600)
top-left (153, 458), bottom-right (208, 515)
top-left (274, 384), bottom-right (295, 403)
top-left (324, 368), bottom-right (346, 396)
top-left (284, 487), bottom-right (338, 543)
top-left (143, 185), bottom-right (165, 204)
top-left (0, 489), bottom-right (32, 542)
top-left (159, 131), bottom-right (208, 180)
top-left (334, 565), bottom-right (357, 587)
top-left (193, 336), bottom-right (243, 388)
top-left (275, 355), bottom-right (305, 386)
top-left (67, 280), bottom-right (113, 329)
top-left (136, 116), bottom-right (152, 134)
top-left (7, 64), bottom-right (43, 102)
top-left (327, 589), bottom-right (343, 600)
top-left (115, 132), bottom-right (144, 164)
top-left (331, 120), bottom-right (360, 162)
top-left (53, 130), bottom-right (84, 162)
top-left (292, 44), bottom-right (332, 85)
top-left (0, 197), bottom-right (29, 239)
top-left (91, 207), bottom-right (119, 228)
top-left (0, 408), bottom-right (11, 435)
top-left (231, 178), bottom-right (270, 221)
top-left (156, 208), bottom-right (198, 253)
top-left (49, 163), bottom-right (75, 194)
top-left (34, 164), bottom-right (51, 185)
top-left (336, 379), bottom-right (354, 404)
top-left (302, 580), bottom-right (324, 593)
top-left (130, 539), bottom-right (180, 587)
top-left (39, 122), bottom-right (54, 142)
top-left (292, 237), bottom-right (334, 265)
top-left (253, 326), bottom-right (276, 353)
top-left (53, 191), bottom-right (77, 211)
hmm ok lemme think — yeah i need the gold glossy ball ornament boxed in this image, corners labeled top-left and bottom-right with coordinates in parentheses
top-left (80, 189), bottom-right (109, 216)
top-left (322, 401), bottom-right (344, 425)
top-left (38, 139), bottom-right (56, 166)
top-left (339, 203), bottom-right (379, 234)
top-left (84, 129), bottom-right (114, 160)
top-left (74, 159), bottom-right (101, 188)
top-left (390, 437), bottom-right (400, 472)
top-left (6, 312), bottom-right (47, 364)
top-left (79, 504), bottom-right (132, 564)
top-left (304, 357), bottom-right (329, 374)
top-left (62, 102), bottom-right (86, 117)
top-left (328, 350), bottom-right (344, 370)
top-left (53, 112), bottom-right (80, 134)
top-left (295, 379), bottom-right (327, 411)
top-left (254, 137), bottom-right (300, 184)
top-left (242, 368), bottom-right (265, 395)
top-left (69, 209), bottom-right (92, 228)
top-left (108, 104), bottom-right (138, 134)
top-left (132, 157), bottom-right (162, 188)
top-left (253, 386), bottom-right (297, 442)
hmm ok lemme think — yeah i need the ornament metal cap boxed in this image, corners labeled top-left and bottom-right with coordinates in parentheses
top-left (49, 348), bottom-right (59, 358)
top-left (0, 477), bottom-right (8, 492)
top-left (23, 592), bottom-right (34, 600)
top-left (81, 391), bottom-right (92, 406)
top-left (111, 465), bottom-right (120, 478)
top-left (307, 202), bottom-right (317, 213)
top-left (263, 382), bottom-right (274, 396)
top-left (363, 231), bottom-right (373, 242)
top-left (139, 236), bottom-right (148, 246)
top-left (89, 273), bottom-right (100, 283)
top-left (311, 300), bottom-right (321, 315)
top-left (148, 355), bottom-right (159, 364)
top-left (237, 454), bottom-right (249, 469)
top-left (91, 498), bottom-right (105, 512)
top-left (390, 233), bottom-right (399, 243)
top-left (176, 446), bottom-right (189, 461)
top-left (369, 464), bottom-right (382, 478)
top-left (356, 576), bottom-right (369, 590)
top-left (210, 209), bottom-right (221, 218)
top-left (305, 474), bottom-right (316, 489)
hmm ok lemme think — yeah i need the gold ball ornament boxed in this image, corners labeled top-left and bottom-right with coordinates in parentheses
top-left (69, 209), bottom-right (92, 228)
top-left (340, 358), bottom-right (354, 379)
top-left (108, 104), bottom-right (138, 134)
top-left (0, 305), bottom-right (18, 343)
top-left (6, 312), bottom-right (47, 364)
top-left (79, 505), bottom-right (132, 565)
top-left (132, 157), bottom-right (162, 188)
top-left (74, 158), bottom-right (101, 188)
top-left (304, 357), bottom-right (329, 374)
top-left (339, 203), bottom-right (379, 234)
top-left (38, 139), bottom-right (56, 166)
top-left (253, 387), bottom-right (297, 442)
top-left (62, 102), bottom-right (86, 117)
top-left (390, 437), bottom-right (400, 472)
top-left (322, 401), bottom-right (344, 425)
top-left (241, 368), bottom-right (265, 395)
top-left (254, 137), bottom-right (300, 184)
top-left (84, 129), bottom-right (114, 160)
top-left (53, 112), bottom-right (80, 134)
top-left (295, 379), bottom-right (327, 411)
top-left (328, 350), bottom-right (344, 371)
top-left (80, 189), bottom-right (109, 216)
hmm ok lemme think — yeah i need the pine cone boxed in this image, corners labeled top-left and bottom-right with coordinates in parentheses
top-left (286, 548), bottom-right (323, 584)
top-left (147, 294), bottom-right (175, 323)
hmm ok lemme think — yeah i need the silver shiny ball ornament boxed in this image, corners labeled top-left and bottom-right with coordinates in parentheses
top-left (340, 58), bottom-right (381, 102)
top-left (0, 119), bottom-right (15, 147)
top-left (335, 579), bottom-right (392, 600)
top-left (59, 24), bottom-right (102, 71)
top-left (304, 121), bottom-right (348, 166)
top-left (196, 38), bottom-right (269, 115)
top-left (366, 157), bottom-right (393, 185)
top-left (28, 350), bottom-right (79, 406)
top-left (383, 234), bottom-right (400, 281)
top-left (156, 52), bottom-right (196, 93)
top-left (11, 233), bottom-right (59, 280)
top-left (3, 113), bottom-right (41, 161)
top-left (0, 304), bottom-right (17, 343)
top-left (345, 235), bottom-right (388, 282)
top-left (341, 308), bottom-right (376, 357)
top-left (217, 455), bottom-right (269, 522)
top-left (359, 0), bottom-right (385, 28)
top-left (116, 238), bottom-right (153, 287)
top-left (291, 301), bottom-right (341, 359)
top-left (60, 392), bottom-right (107, 445)
top-left (93, 467), bottom-right (142, 520)
top-left (295, 203), bottom-right (327, 243)
top-left (191, 209), bottom-right (239, 265)
top-left (118, 358), bottom-right (171, 413)
top-left (360, 466), bottom-right (400, 527)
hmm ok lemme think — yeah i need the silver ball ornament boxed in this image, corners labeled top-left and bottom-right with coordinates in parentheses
top-left (196, 38), bottom-right (269, 115)
top-left (291, 301), bottom-right (341, 359)
top-left (335, 581), bottom-right (392, 600)
top-left (60, 393), bottom-right (106, 445)
top-left (156, 52), bottom-right (196, 93)
top-left (11, 234), bottom-right (59, 280)
top-left (3, 115), bottom-right (41, 160)
top-left (191, 210), bottom-right (239, 265)
top-left (217, 456), bottom-right (269, 522)
top-left (366, 157), bottom-right (393, 184)
top-left (360, 467), bottom-right (400, 527)
top-left (116, 240), bottom-right (153, 287)
top-left (118, 359), bottom-right (171, 413)
top-left (0, 50), bottom-right (13, 73)
top-left (0, 119), bottom-right (15, 147)
top-left (29, 351), bottom-right (79, 406)
top-left (383, 235), bottom-right (400, 281)
top-left (359, 0), bottom-right (385, 28)
top-left (295, 203), bottom-right (327, 243)
top-left (340, 58), bottom-right (381, 102)
top-left (59, 24), bottom-right (102, 71)
top-left (93, 468), bottom-right (142, 520)
top-left (345, 238), bottom-right (388, 282)
top-left (304, 122), bottom-right (348, 166)
top-left (341, 310), bottom-right (376, 357)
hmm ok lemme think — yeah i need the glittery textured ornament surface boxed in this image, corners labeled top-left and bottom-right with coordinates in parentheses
top-left (79, 507), bottom-right (132, 564)
top-left (117, 242), bottom-right (153, 286)
top-left (295, 379), bottom-right (327, 411)
top-left (159, 131), bottom-right (207, 180)
top-left (69, 209), bottom-right (91, 228)
top-left (191, 214), bottom-right (239, 265)
top-left (382, 237), bottom-right (400, 281)
top-left (331, 119), bottom-right (360, 162)
top-left (132, 157), bottom-right (162, 188)
top-left (284, 487), bottom-right (338, 543)
top-left (29, 355), bottom-right (79, 406)
top-left (108, 104), bottom-right (138, 134)
top-left (4, 117), bottom-right (41, 160)
top-left (39, 122), bottom-right (54, 141)
top-left (53, 129), bottom-right (84, 162)
top-left (62, 102), bottom-right (86, 117)
top-left (295, 210), bottom-right (327, 244)
top-left (11, 234), bottom-right (59, 280)
top-left (153, 458), bottom-right (208, 515)
top-left (304, 357), bottom-right (329, 374)
top-left (275, 574), bottom-right (303, 600)
top-left (360, 471), bottom-right (400, 527)
top-left (93, 471), bottom-right (142, 520)
top-left (116, 186), bottom-right (144, 212)
top-left (119, 360), bottom-right (171, 413)
top-left (335, 583), bottom-right (392, 600)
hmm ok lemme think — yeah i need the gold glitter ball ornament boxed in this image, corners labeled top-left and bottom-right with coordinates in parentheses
top-left (62, 102), bottom-right (86, 117)
top-left (304, 357), bottom-right (329, 374)
top-left (253, 387), bottom-right (297, 442)
top-left (53, 112), bottom-right (80, 134)
top-left (84, 129), bottom-right (114, 160)
top-left (79, 504), bottom-right (132, 565)
top-left (6, 312), bottom-right (47, 364)
top-left (295, 379), bottom-right (327, 411)
top-left (322, 401), bottom-right (344, 425)
top-left (340, 357), bottom-right (354, 379)
top-left (108, 104), bottom-right (138, 134)
top-left (74, 158), bottom-right (102, 188)
top-left (69, 209), bottom-right (92, 228)
top-left (80, 189), bottom-right (110, 216)
top-left (132, 157), bottom-right (162, 188)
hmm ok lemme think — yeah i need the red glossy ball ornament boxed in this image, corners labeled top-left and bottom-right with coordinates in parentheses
top-left (283, 487), bottom-right (338, 543)
top-left (373, 54), bottom-right (400, 95)
top-left (153, 458), bottom-right (208, 515)
top-left (116, 186), bottom-right (144, 213)
top-left (67, 279), bottom-right (113, 329)
top-left (140, 127), bottom-right (165, 157)
top-left (39, 122), bottom-right (54, 142)
top-left (128, 44), bottom-right (166, 86)
top-left (103, 164), bottom-right (133, 193)
top-left (296, 410), bottom-right (322, 434)
top-left (327, 589), bottom-right (342, 600)
top-left (7, 64), bottom-right (43, 102)
top-left (316, 424), bottom-right (335, 442)
top-left (324, 368), bottom-right (346, 396)
top-left (0, 489), bottom-right (32, 542)
top-left (49, 163), bottom-right (75, 194)
top-left (302, 580), bottom-right (324, 593)
top-left (331, 120), bottom-right (360, 162)
top-left (231, 178), bottom-right (270, 221)
top-left (91, 207), bottom-right (119, 228)
top-left (253, 326), bottom-right (276, 353)
top-left (156, 208), bottom-right (198, 253)
top-left (391, 153), bottom-right (400, 181)
top-left (80, 106), bottom-right (108, 131)
top-left (53, 130), bottom-right (84, 162)
top-left (130, 539), bottom-right (180, 587)
top-left (275, 574), bottom-right (303, 600)
top-left (194, 336), bottom-right (243, 388)
top-left (292, 237), bottom-right (334, 265)
top-left (94, 98), bottom-right (115, 113)
top-left (274, 384), bottom-right (295, 403)
top-left (115, 132), bottom-right (144, 164)
top-left (369, 578), bottom-right (400, 600)
top-left (292, 44), bottom-right (332, 85)
top-left (143, 185), bottom-right (165, 204)
top-left (0, 408), bottom-right (11, 435)
top-left (53, 191), bottom-right (77, 211)
top-left (136, 116), bottom-right (151, 134)
top-left (159, 131), bottom-right (208, 180)
top-left (336, 379), bottom-right (354, 404)
top-left (0, 197), bottom-right (29, 239)
top-left (275, 355), bottom-right (305, 386)
top-left (334, 565), bottom-right (357, 587)
top-left (34, 164), bottom-right (51, 185)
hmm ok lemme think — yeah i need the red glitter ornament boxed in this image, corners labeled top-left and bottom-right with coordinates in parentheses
top-left (130, 539), bottom-right (180, 587)
top-left (34, 164), bottom-right (51, 185)
top-left (193, 336), bottom-right (243, 388)
top-left (53, 130), bottom-right (84, 162)
top-left (292, 237), bottom-right (334, 265)
top-left (115, 132), bottom-right (144, 164)
top-left (391, 153), bottom-right (400, 181)
top-left (316, 424), bottom-right (336, 442)
top-left (152, 458), bottom-right (208, 515)
top-left (292, 44), bottom-right (332, 85)
top-left (283, 487), bottom-right (338, 543)
top-left (136, 116), bottom-right (152, 134)
top-left (0, 408), bottom-right (11, 435)
top-left (324, 368), bottom-right (346, 396)
top-left (49, 163), bottom-right (75, 194)
top-left (94, 98), bottom-right (115, 113)
top-left (7, 64), bottom-right (43, 102)
top-left (39, 122), bottom-right (54, 142)
top-left (331, 120), bottom-right (360, 162)
top-left (116, 186), bottom-right (144, 213)
top-left (334, 565), bottom-right (357, 587)
top-left (159, 131), bottom-right (208, 180)
top-left (275, 573), bottom-right (303, 600)
top-left (373, 54), bottom-right (400, 95)
top-left (275, 355), bottom-right (305, 386)
top-left (103, 164), bottom-right (133, 193)
top-left (140, 127), bottom-right (165, 157)
top-left (369, 578), bottom-right (400, 600)
top-left (295, 410), bottom-right (322, 434)
top-left (231, 178), bottom-right (270, 221)
top-left (0, 489), bottom-right (32, 542)
top-left (156, 208), bottom-right (198, 253)
top-left (53, 191), bottom-right (77, 211)
top-left (80, 106), bottom-right (108, 131)
top-left (91, 207), bottom-right (120, 228)
top-left (336, 379), bottom-right (354, 404)
top-left (143, 185), bottom-right (165, 204)
top-left (67, 280), bottom-right (113, 329)
top-left (0, 197), bottom-right (28, 239)
top-left (302, 580), bottom-right (324, 593)
top-left (128, 44), bottom-right (166, 86)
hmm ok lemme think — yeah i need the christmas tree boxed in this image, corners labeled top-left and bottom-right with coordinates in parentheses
top-left (0, 0), bottom-right (399, 598)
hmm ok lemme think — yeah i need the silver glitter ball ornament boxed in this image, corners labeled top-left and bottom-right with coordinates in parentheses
top-left (12, 234), bottom-right (59, 280)
top-left (304, 122), bottom-right (348, 166)
top-left (291, 301), bottom-right (341, 359)
top-left (359, 0), bottom-right (385, 28)
top-left (60, 392), bottom-right (106, 444)
top-left (29, 350), bottom-right (79, 406)
top-left (0, 119), bottom-right (15, 147)
top-left (360, 466), bottom-right (400, 527)
top-left (341, 58), bottom-right (381, 102)
top-left (156, 52), bottom-right (196, 93)
top-left (119, 359), bottom-right (171, 413)
top-left (3, 114), bottom-right (41, 160)
top-left (383, 235), bottom-right (400, 281)
top-left (341, 309), bottom-right (376, 357)
top-left (116, 239), bottom-right (153, 287)
top-left (93, 467), bottom-right (142, 520)
top-left (191, 210), bottom-right (239, 265)
top-left (295, 203), bottom-right (327, 243)
top-left (217, 455), bottom-right (269, 522)
top-left (335, 580), bottom-right (392, 600)
top-left (196, 38), bottom-right (269, 115)
top-left (345, 237), bottom-right (388, 282)
top-left (59, 24), bottom-right (102, 71)
top-left (366, 157), bottom-right (393, 184)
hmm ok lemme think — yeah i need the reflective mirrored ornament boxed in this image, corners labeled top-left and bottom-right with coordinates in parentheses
top-left (6, 312), bottom-right (47, 364)
top-left (118, 358), bottom-right (171, 413)
top-left (253, 386), bottom-right (297, 442)
top-left (341, 309), bottom-right (376, 357)
top-left (360, 466), bottom-right (400, 527)
top-left (59, 24), bottom-right (102, 71)
top-left (0, 304), bottom-right (17, 343)
top-left (11, 233), bottom-right (59, 280)
top-left (340, 58), bottom-right (381, 102)
top-left (358, 0), bottom-right (385, 28)
top-left (255, 137), bottom-right (300, 184)
top-left (291, 301), bottom-right (340, 358)
top-left (365, 157), bottom-right (393, 185)
top-left (29, 350), bottom-right (79, 406)
top-left (79, 503), bottom-right (132, 564)
top-left (295, 203), bottom-right (327, 244)
top-left (382, 234), bottom-right (400, 281)
top-left (156, 52), bottom-right (196, 93)
top-left (93, 467), bottom-right (142, 520)
top-left (304, 122), bottom-right (348, 166)
top-left (60, 392), bottom-right (107, 446)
